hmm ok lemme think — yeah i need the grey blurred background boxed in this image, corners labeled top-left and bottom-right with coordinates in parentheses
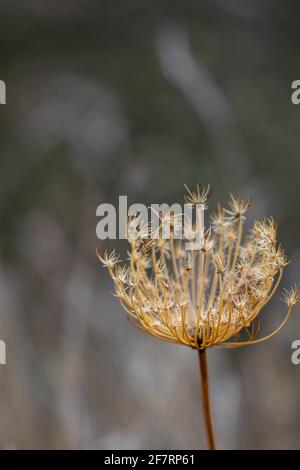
top-left (0, 0), bottom-right (299, 449)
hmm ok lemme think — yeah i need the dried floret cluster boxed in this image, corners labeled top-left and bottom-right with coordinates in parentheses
top-left (98, 186), bottom-right (299, 350)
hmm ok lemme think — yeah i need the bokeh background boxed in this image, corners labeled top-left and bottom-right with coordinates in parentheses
top-left (0, 0), bottom-right (299, 450)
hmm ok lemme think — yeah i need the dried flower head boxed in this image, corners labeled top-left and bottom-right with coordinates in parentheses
top-left (210, 203), bottom-right (226, 234)
top-left (225, 194), bottom-right (252, 220)
top-left (184, 184), bottom-right (213, 205)
top-left (97, 249), bottom-right (120, 270)
top-left (99, 186), bottom-right (298, 350)
top-left (185, 252), bottom-right (196, 272)
top-left (281, 287), bottom-right (300, 307)
top-left (214, 253), bottom-right (225, 274)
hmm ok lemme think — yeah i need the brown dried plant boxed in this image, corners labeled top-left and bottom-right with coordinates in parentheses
top-left (97, 186), bottom-right (299, 450)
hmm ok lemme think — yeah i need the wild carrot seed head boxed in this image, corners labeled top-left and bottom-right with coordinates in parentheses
top-left (99, 186), bottom-right (298, 350)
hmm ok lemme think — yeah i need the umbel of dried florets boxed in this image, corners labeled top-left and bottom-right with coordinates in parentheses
top-left (98, 186), bottom-right (299, 350)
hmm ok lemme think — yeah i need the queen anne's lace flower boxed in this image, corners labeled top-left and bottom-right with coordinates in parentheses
top-left (98, 186), bottom-right (299, 350)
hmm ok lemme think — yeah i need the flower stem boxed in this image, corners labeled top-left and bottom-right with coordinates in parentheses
top-left (198, 349), bottom-right (216, 450)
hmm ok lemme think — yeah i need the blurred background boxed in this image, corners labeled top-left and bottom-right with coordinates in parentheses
top-left (0, 0), bottom-right (299, 450)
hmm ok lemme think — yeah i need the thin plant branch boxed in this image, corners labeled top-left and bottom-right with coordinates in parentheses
top-left (198, 349), bottom-right (216, 450)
